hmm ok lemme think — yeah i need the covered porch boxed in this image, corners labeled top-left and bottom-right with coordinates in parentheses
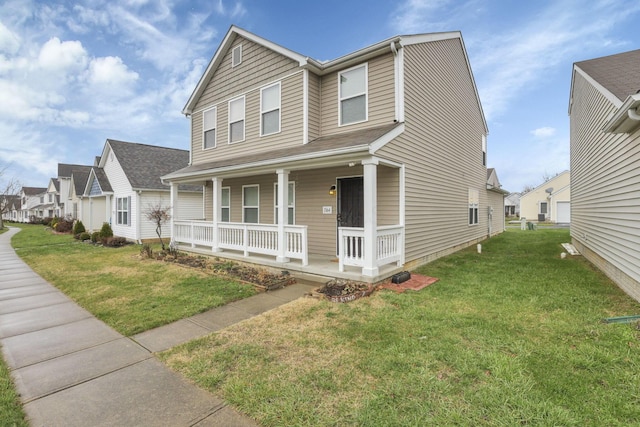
top-left (164, 125), bottom-right (407, 283)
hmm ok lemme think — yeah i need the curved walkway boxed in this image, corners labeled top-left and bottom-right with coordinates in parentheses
top-left (0, 227), bottom-right (314, 426)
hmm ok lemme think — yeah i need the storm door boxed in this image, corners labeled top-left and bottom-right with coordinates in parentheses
top-left (337, 177), bottom-right (364, 256)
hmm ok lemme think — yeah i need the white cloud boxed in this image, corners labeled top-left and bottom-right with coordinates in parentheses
top-left (0, 21), bottom-right (21, 54)
top-left (88, 56), bottom-right (139, 87)
top-left (531, 127), bottom-right (556, 138)
top-left (38, 37), bottom-right (88, 72)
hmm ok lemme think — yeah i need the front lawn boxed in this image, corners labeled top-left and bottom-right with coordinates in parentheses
top-left (161, 229), bottom-right (640, 426)
top-left (11, 224), bottom-right (256, 336)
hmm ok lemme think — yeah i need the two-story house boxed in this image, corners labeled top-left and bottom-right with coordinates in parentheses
top-left (569, 49), bottom-right (640, 301)
top-left (163, 26), bottom-right (504, 282)
top-left (19, 186), bottom-right (47, 223)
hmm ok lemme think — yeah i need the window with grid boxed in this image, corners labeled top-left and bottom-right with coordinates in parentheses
top-left (261, 82), bottom-right (281, 136)
top-left (221, 187), bottom-right (230, 222)
top-left (243, 185), bottom-right (259, 223)
top-left (229, 97), bottom-right (245, 143)
top-left (203, 107), bottom-right (216, 149)
top-left (117, 196), bottom-right (130, 226)
top-left (339, 64), bottom-right (367, 125)
top-left (468, 189), bottom-right (479, 225)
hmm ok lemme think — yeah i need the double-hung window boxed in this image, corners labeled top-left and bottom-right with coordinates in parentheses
top-left (203, 107), bottom-right (216, 149)
top-left (229, 96), bottom-right (245, 143)
top-left (339, 64), bottom-right (367, 125)
top-left (468, 189), bottom-right (479, 226)
top-left (539, 202), bottom-right (548, 215)
top-left (117, 196), bottom-right (130, 226)
top-left (221, 187), bottom-right (230, 222)
top-left (274, 182), bottom-right (295, 225)
top-left (261, 82), bottom-right (281, 136)
top-left (242, 185), bottom-right (259, 223)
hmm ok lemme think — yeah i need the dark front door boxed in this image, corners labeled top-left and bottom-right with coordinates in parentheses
top-left (337, 177), bottom-right (364, 255)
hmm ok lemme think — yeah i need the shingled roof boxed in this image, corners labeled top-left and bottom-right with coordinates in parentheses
top-left (575, 49), bottom-right (640, 102)
top-left (22, 187), bottom-right (47, 196)
top-left (58, 163), bottom-right (93, 178)
top-left (92, 168), bottom-right (113, 193)
top-left (106, 140), bottom-right (197, 191)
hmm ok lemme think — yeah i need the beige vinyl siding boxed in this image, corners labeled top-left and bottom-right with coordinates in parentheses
top-left (487, 190), bottom-right (505, 236)
top-left (307, 72), bottom-right (321, 141)
top-left (570, 71), bottom-right (640, 289)
top-left (320, 52), bottom-right (396, 136)
top-left (377, 38), bottom-right (489, 263)
top-left (202, 164), bottom-right (400, 256)
top-left (191, 37), bottom-right (304, 165)
top-left (519, 172), bottom-right (570, 221)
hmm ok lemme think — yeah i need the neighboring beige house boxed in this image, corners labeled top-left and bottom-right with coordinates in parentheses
top-left (519, 171), bottom-right (570, 223)
top-left (163, 26), bottom-right (504, 282)
top-left (569, 49), bottom-right (640, 301)
top-left (45, 177), bottom-right (63, 218)
top-left (504, 192), bottom-right (520, 217)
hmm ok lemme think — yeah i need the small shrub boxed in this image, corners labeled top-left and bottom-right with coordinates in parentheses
top-left (77, 232), bottom-right (91, 241)
top-left (54, 218), bottom-right (74, 233)
top-left (91, 231), bottom-right (100, 243)
top-left (73, 220), bottom-right (86, 235)
top-left (140, 243), bottom-right (153, 258)
top-left (99, 222), bottom-right (113, 239)
top-left (50, 217), bottom-right (59, 228)
top-left (103, 236), bottom-right (128, 247)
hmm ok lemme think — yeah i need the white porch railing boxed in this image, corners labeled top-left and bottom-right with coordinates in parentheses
top-left (338, 225), bottom-right (404, 273)
top-left (173, 220), bottom-right (308, 265)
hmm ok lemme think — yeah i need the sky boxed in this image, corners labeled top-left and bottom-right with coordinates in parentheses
top-left (1, 0), bottom-right (639, 193)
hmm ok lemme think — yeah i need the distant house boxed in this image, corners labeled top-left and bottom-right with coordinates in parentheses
top-left (163, 25), bottom-right (504, 282)
top-left (95, 139), bottom-right (203, 243)
top-left (569, 49), bottom-right (640, 301)
top-left (504, 192), bottom-right (520, 217)
top-left (487, 168), bottom-right (508, 233)
top-left (1, 195), bottom-right (20, 223)
top-left (519, 171), bottom-right (570, 223)
top-left (57, 164), bottom-right (93, 219)
top-left (19, 186), bottom-right (48, 223)
top-left (45, 177), bottom-right (63, 218)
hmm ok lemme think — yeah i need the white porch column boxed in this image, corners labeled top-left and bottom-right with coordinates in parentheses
top-left (211, 177), bottom-right (222, 252)
top-left (362, 158), bottom-right (379, 276)
top-left (170, 183), bottom-right (178, 245)
top-left (276, 169), bottom-right (290, 263)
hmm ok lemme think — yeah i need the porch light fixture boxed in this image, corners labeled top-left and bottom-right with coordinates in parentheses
top-left (329, 185), bottom-right (336, 195)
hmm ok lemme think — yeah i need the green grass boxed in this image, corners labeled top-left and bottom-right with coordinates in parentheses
top-left (0, 355), bottom-right (28, 427)
top-left (10, 224), bottom-right (256, 336)
top-left (161, 229), bottom-right (640, 426)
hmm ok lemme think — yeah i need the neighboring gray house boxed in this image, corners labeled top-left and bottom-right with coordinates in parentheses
top-left (96, 139), bottom-right (203, 243)
top-left (163, 26), bottom-right (504, 282)
top-left (504, 192), bottom-right (520, 217)
top-left (569, 49), bottom-right (640, 301)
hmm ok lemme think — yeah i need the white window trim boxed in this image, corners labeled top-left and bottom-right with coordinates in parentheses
top-left (221, 187), bottom-right (230, 222)
top-left (228, 96), bottom-right (246, 144)
top-left (482, 134), bottom-right (487, 166)
top-left (260, 82), bottom-right (281, 136)
top-left (242, 184), bottom-right (259, 223)
top-left (232, 44), bottom-right (242, 67)
top-left (539, 201), bottom-right (548, 215)
top-left (116, 196), bottom-right (130, 226)
top-left (338, 63), bottom-right (368, 127)
top-left (468, 189), bottom-right (479, 226)
top-left (273, 181), bottom-right (295, 225)
top-left (202, 106), bottom-right (217, 150)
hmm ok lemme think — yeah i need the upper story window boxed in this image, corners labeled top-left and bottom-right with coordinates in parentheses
top-left (203, 107), bottom-right (216, 149)
top-left (261, 82), bottom-right (281, 136)
top-left (232, 44), bottom-right (242, 67)
top-left (468, 189), bottom-right (479, 226)
top-left (482, 135), bottom-right (487, 166)
top-left (229, 96), bottom-right (245, 143)
top-left (339, 63), bottom-right (368, 126)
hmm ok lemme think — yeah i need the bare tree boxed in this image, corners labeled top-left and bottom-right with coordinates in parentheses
top-left (0, 166), bottom-right (21, 230)
top-left (144, 203), bottom-right (171, 250)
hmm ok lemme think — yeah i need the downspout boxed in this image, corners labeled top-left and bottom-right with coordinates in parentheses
top-left (629, 107), bottom-right (640, 121)
top-left (136, 190), bottom-right (142, 244)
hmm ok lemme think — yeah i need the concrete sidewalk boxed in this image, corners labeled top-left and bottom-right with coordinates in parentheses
top-left (0, 227), bottom-right (315, 426)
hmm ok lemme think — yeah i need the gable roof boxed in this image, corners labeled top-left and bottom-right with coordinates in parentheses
top-left (183, 25), bottom-right (487, 133)
top-left (84, 167), bottom-right (113, 196)
top-left (71, 169), bottom-right (90, 197)
top-left (102, 139), bottom-right (196, 191)
top-left (574, 49), bottom-right (640, 103)
top-left (22, 187), bottom-right (47, 196)
top-left (58, 163), bottom-right (93, 178)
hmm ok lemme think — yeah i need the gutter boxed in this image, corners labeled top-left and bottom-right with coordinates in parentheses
top-left (603, 93), bottom-right (640, 134)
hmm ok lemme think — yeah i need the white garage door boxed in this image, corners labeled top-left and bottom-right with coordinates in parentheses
top-left (556, 202), bottom-right (570, 223)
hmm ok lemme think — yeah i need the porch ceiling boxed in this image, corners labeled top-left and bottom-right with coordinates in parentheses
top-left (163, 123), bottom-right (403, 183)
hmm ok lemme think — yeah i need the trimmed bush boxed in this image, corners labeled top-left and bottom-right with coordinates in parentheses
top-left (73, 220), bottom-right (86, 235)
top-left (54, 218), bottom-right (74, 233)
top-left (98, 222), bottom-right (113, 239)
top-left (77, 232), bottom-right (91, 241)
top-left (103, 236), bottom-right (128, 247)
top-left (91, 231), bottom-right (100, 243)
